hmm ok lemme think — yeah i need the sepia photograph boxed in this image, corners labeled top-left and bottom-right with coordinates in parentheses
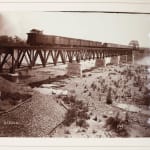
top-left (0, 5), bottom-right (150, 140)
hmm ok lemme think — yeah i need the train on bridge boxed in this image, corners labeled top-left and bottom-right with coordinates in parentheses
top-left (27, 29), bottom-right (131, 48)
top-left (0, 29), bottom-right (135, 73)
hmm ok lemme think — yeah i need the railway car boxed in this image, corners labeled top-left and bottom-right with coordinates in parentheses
top-left (103, 42), bottom-right (132, 48)
top-left (54, 36), bottom-right (70, 46)
top-left (96, 42), bottom-right (102, 47)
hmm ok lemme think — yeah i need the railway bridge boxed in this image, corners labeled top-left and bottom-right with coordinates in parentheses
top-left (0, 45), bottom-right (136, 73)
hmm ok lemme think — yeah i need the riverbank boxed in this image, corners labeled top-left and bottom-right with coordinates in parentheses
top-left (0, 63), bottom-right (149, 137)
top-left (49, 64), bottom-right (150, 137)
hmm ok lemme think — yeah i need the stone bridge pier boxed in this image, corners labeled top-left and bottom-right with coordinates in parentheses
top-left (120, 55), bottom-right (128, 63)
top-left (95, 58), bottom-right (106, 67)
top-left (67, 61), bottom-right (82, 77)
top-left (110, 56), bottom-right (120, 65)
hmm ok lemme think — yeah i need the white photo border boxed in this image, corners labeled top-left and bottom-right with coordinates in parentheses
top-left (0, 0), bottom-right (150, 150)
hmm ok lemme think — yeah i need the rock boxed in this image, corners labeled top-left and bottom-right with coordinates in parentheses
top-left (147, 118), bottom-right (150, 125)
top-left (108, 111), bottom-right (113, 115)
top-left (115, 103), bottom-right (141, 113)
top-left (52, 89), bottom-right (68, 96)
top-left (146, 83), bottom-right (150, 90)
top-left (102, 115), bottom-right (108, 118)
top-left (92, 129), bottom-right (97, 134)
top-left (34, 87), bottom-right (53, 95)
top-left (117, 111), bottom-right (128, 122)
top-left (93, 116), bottom-right (98, 121)
top-left (41, 84), bottom-right (59, 88)
top-left (34, 87), bottom-right (68, 96)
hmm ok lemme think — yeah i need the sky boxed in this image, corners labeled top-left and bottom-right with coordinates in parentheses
top-left (0, 11), bottom-right (150, 47)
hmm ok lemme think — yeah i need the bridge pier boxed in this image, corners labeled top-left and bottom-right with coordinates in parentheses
top-left (95, 58), bottom-right (106, 67)
top-left (120, 55), bottom-right (128, 63)
top-left (8, 73), bottom-right (19, 83)
top-left (111, 56), bottom-right (120, 65)
top-left (1, 73), bottom-right (19, 83)
top-left (67, 61), bottom-right (82, 77)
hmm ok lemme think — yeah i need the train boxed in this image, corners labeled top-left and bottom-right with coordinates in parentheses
top-left (27, 29), bottom-right (132, 49)
top-left (27, 29), bottom-right (102, 47)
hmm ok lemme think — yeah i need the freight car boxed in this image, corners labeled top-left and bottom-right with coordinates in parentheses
top-left (27, 29), bottom-right (102, 47)
top-left (102, 42), bottom-right (132, 48)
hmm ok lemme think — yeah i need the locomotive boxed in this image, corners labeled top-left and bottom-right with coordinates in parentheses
top-left (27, 29), bottom-right (102, 47)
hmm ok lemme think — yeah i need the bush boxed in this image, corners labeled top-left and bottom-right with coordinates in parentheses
top-left (88, 92), bottom-right (91, 96)
top-left (91, 82), bottom-right (97, 90)
top-left (83, 90), bottom-right (88, 93)
top-left (106, 88), bottom-right (112, 104)
top-left (63, 97), bottom-right (89, 127)
top-left (76, 119), bottom-right (89, 128)
top-left (144, 95), bottom-right (150, 106)
top-left (64, 129), bottom-right (70, 134)
top-left (63, 108), bottom-right (77, 126)
top-left (78, 110), bottom-right (90, 120)
top-left (105, 115), bottom-right (129, 137)
top-left (62, 95), bottom-right (76, 104)
top-left (82, 74), bottom-right (86, 78)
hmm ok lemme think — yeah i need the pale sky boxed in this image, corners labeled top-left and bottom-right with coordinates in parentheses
top-left (0, 11), bottom-right (150, 47)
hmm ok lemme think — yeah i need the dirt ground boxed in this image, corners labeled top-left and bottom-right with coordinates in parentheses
top-left (0, 62), bottom-right (150, 137)
top-left (49, 64), bottom-right (150, 137)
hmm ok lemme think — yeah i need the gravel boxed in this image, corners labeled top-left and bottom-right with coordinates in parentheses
top-left (0, 92), bottom-right (66, 137)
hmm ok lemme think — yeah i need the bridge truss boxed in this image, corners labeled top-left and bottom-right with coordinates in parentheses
top-left (0, 45), bottom-right (133, 73)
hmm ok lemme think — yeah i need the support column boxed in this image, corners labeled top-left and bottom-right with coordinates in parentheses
top-left (132, 51), bottom-right (135, 65)
top-left (67, 61), bottom-right (82, 77)
top-left (117, 56), bottom-right (120, 65)
top-left (9, 49), bottom-right (15, 73)
top-left (120, 55), bottom-right (127, 64)
top-left (125, 55), bottom-right (128, 63)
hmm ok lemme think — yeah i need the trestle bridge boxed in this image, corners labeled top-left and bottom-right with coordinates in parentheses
top-left (0, 45), bottom-right (136, 73)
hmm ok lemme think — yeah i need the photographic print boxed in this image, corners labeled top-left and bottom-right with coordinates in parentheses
top-left (0, 1), bottom-right (150, 142)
